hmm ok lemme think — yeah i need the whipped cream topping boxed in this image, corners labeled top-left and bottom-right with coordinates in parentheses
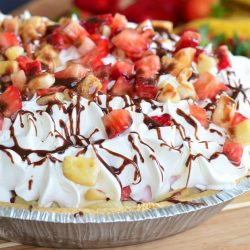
top-left (0, 54), bottom-right (249, 208)
top-left (0, 14), bottom-right (249, 208)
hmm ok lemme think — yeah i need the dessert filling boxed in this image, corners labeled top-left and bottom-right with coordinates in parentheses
top-left (0, 12), bottom-right (249, 208)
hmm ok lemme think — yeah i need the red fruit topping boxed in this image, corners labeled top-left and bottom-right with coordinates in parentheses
top-left (25, 61), bottom-right (42, 76)
top-left (48, 29), bottom-right (72, 50)
top-left (0, 113), bottom-right (3, 131)
top-left (135, 54), bottom-right (160, 79)
top-left (77, 36), bottom-right (96, 56)
top-left (16, 55), bottom-right (32, 72)
top-left (63, 21), bottom-right (88, 40)
top-left (135, 79), bottom-right (158, 99)
top-left (223, 140), bottom-right (244, 166)
top-left (121, 186), bottom-right (131, 201)
top-left (193, 72), bottom-right (229, 100)
top-left (36, 86), bottom-right (66, 96)
top-left (216, 45), bottom-right (232, 71)
top-left (0, 32), bottom-right (19, 50)
top-left (150, 114), bottom-right (173, 126)
top-left (110, 76), bottom-right (134, 96)
top-left (55, 64), bottom-right (88, 80)
top-left (102, 109), bottom-right (133, 139)
top-left (94, 64), bottom-right (112, 82)
top-left (111, 13), bottom-right (128, 34)
top-left (0, 86), bottom-right (22, 118)
top-left (175, 31), bottom-right (201, 52)
top-left (112, 28), bottom-right (149, 58)
top-left (112, 60), bottom-right (135, 79)
top-left (90, 34), bottom-right (109, 58)
top-left (230, 112), bottom-right (247, 127)
top-left (189, 105), bottom-right (208, 128)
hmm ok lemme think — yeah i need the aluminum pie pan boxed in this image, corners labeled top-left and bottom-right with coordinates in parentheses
top-left (0, 178), bottom-right (249, 249)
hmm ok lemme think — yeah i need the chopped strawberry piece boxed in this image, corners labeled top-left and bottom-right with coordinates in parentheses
top-left (135, 54), bottom-right (160, 79)
top-left (189, 105), bottom-right (208, 128)
top-left (135, 79), bottom-right (158, 99)
top-left (36, 86), bottom-right (66, 96)
top-left (0, 32), bottom-right (19, 50)
top-left (216, 45), bottom-right (232, 71)
top-left (112, 28), bottom-right (149, 58)
top-left (230, 112), bottom-right (247, 127)
top-left (150, 114), bottom-right (173, 126)
top-left (175, 31), bottom-right (201, 52)
top-left (25, 61), bottom-right (42, 76)
top-left (102, 109), bottom-right (133, 139)
top-left (112, 60), bottom-right (135, 79)
top-left (55, 64), bottom-right (88, 80)
top-left (79, 53), bottom-right (104, 71)
top-left (0, 86), bottom-right (22, 118)
top-left (63, 21), bottom-right (88, 40)
top-left (94, 64), bottom-right (112, 81)
top-left (223, 140), bottom-right (244, 166)
top-left (110, 76), bottom-right (134, 96)
top-left (111, 13), bottom-right (128, 34)
top-left (121, 186), bottom-right (131, 201)
top-left (77, 36), bottom-right (96, 56)
top-left (193, 72), bottom-right (229, 100)
top-left (100, 79), bottom-right (109, 94)
top-left (16, 56), bottom-right (32, 72)
top-left (90, 34), bottom-right (109, 58)
top-left (0, 113), bottom-right (3, 131)
top-left (48, 29), bottom-right (72, 50)
top-left (81, 14), bottom-right (113, 34)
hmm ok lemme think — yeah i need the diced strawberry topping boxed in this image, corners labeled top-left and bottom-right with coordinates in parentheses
top-left (0, 32), bottom-right (19, 50)
top-left (135, 79), bottom-right (158, 99)
top-left (94, 64), bottom-right (112, 82)
top-left (0, 86), bottom-right (22, 118)
top-left (0, 113), bottom-right (3, 131)
top-left (189, 105), bottom-right (208, 128)
top-left (111, 13), bottom-right (128, 34)
top-left (216, 45), bottom-right (232, 71)
top-left (102, 109), bottom-right (133, 139)
top-left (48, 29), bottom-right (72, 50)
top-left (112, 60), bottom-right (135, 79)
top-left (223, 140), bottom-right (244, 166)
top-left (77, 36), bottom-right (96, 56)
top-left (193, 72), bottom-right (229, 100)
top-left (175, 31), bottom-right (201, 52)
top-left (230, 112), bottom-right (247, 127)
top-left (112, 28), bottom-right (149, 58)
top-left (25, 61), bottom-right (42, 76)
top-left (63, 21), bottom-right (88, 40)
top-left (135, 54), bottom-right (160, 79)
top-left (36, 86), bottom-right (66, 96)
top-left (90, 34), bottom-right (109, 58)
top-left (150, 114), bottom-right (173, 126)
top-left (16, 55), bottom-right (32, 72)
top-left (55, 64), bottom-right (88, 80)
top-left (121, 186), bottom-right (131, 201)
top-left (110, 76), bottom-right (134, 96)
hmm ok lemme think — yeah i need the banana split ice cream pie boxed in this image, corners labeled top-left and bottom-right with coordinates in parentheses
top-left (0, 12), bottom-right (249, 209)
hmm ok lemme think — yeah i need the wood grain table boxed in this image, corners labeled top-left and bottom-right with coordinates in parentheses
top-left (0, 0), bottom-right (249, 249)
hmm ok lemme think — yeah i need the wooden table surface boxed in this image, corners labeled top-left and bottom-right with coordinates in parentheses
top-left (0, 0), bottom-right (249, 249)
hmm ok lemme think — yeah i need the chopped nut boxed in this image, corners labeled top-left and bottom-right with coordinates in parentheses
top-left (177, 83), bottom-right (197, 100)
top-left (197, 53), bottom-right (217, 74)
top-left (5, 46), bottom-right (24, 60)
top-left (36, 92), bottom-right (64, 106)
top-left (62, 156), bottom-right (100, 186)
top-left (212, 95), bottom-right (236, 128)
top-left (177, 67), bottom-right (193, 84)
top-left (174, 48), bottom-right (196, 67)
top-left (0, 61), bottom-right (19, 76)
top-left (85, 189), bottom-right (106, 201)
top-left (28, 73), bottom-right (55, 90)
top-left (157, 82), bottom-right (180, 103)
top-left (36, 45), bottom-right (60, 70)
top-left (11, 70), bottom-right (27, 91)
top-left (231, 119), bottom-right (250, 145)
top-left (77, 75), bottom-right (102, 99)
top-left (21, 16), bottom-right (47, 42)
top-left (152, 20), bottom-right (173, 32)
top-left (63, 88), bottom-right (75, 101)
